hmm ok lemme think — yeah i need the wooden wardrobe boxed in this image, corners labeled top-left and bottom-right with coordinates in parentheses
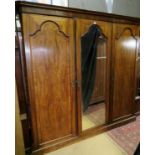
top-left (15, 1), bottom-right (140, 154)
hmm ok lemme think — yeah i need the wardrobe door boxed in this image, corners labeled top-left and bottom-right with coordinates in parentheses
top-left (21, 14), bottom-right (76, 149)
top-left (76, 19), bottom-right (112, 131)
top-left (111, 23), bottom-right (139, 121)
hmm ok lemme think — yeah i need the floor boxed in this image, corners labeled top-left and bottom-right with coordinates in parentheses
top-left (45, 116), bottom-right (140, 155)
top-left (82, 102), bottom-right (106, 130)
top-left (45, 133), bottom-right (127, 155)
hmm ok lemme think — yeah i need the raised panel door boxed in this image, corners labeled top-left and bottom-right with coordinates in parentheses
top-left (21, 14), bottom-right (76, 148)
top-left (111, 23), bottom-right (139, 121)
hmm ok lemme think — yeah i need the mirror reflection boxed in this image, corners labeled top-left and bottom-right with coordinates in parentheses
top-left (81, 25), bottom-right (107, 131)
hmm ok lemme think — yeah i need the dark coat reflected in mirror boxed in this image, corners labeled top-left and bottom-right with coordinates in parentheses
top-left (81, 24), bottom-right (107, 131)
top-left (81, 24), bottom-right (106, 112)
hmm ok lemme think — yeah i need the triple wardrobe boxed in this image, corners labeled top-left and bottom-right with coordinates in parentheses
top-left (15, 1), bottom-right (140, 154)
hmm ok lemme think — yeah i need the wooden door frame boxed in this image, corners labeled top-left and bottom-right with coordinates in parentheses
top-left (75, 18), bottom-right (112, 135)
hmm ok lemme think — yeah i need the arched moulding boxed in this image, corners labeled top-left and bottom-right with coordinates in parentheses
top-left (29, 20), bottom-right (69, 38)
top-left (115, 27), bottom-right (137, 40)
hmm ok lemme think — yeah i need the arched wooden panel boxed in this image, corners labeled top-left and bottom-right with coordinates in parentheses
top-left (111, 24), bottom-right (139, 121)
top-left (21, 14), bottom-right (76, 147)
top-left (29, 20), bottom-right (69, 37)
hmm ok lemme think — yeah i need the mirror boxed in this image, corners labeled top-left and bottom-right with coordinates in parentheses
top-left (81, 25), bottom-right (107, 131)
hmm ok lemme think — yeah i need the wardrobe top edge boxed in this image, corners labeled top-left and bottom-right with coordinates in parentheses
top-left (15, 1), bottom-right (140, 24)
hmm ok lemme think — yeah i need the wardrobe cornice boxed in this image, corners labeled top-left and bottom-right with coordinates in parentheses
top-left (16, 1), bottom-right (140, 25)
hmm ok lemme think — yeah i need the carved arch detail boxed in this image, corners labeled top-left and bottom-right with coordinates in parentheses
top-left (29, 20), bottom-right (69, 38)
top-left (115, 27), bottom-right (137, 40)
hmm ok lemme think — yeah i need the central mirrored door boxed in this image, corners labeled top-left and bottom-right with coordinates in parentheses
top-left (76, 19), bottom-right (112, 131)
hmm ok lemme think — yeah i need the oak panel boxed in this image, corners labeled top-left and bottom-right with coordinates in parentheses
top-left (22, 14), bottom-right (76, 148)
top-left (111, 24), bottom-right (139, 120)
